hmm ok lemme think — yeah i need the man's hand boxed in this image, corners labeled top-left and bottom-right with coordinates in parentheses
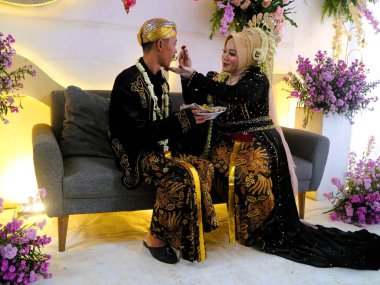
top-left (191, 109), bottom-right (213, 124)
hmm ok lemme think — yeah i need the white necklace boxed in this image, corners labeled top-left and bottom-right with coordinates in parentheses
top-left (135, 59), bottom-right (170, 152)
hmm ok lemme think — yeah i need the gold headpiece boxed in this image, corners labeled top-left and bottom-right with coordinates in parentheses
top-left (243, 13), bottom-right (278, 76)
top-left (137, 18), bottom-right (177, 46)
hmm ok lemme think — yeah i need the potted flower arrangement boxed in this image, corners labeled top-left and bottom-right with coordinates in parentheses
top-left (208, 0), bottom-right (297, 39)
top-left (0, 32), bottom-right (36, 124)
top-left (283, 50), bottom-right (379, 127)
top-left (0, 189), bottom-right (52, 283)
top-left (324, 136), bottom-right (380, 226)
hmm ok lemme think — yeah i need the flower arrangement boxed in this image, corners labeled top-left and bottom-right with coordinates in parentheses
top-left (321, 0), bottom-right (380, 58)
top-left (324, 136), bottom-right (380, 225)
top-left (283, 50), bottom-right (379, 126)
top-left (0, 188), bottom-right (51, 284)
top-left (208, 0), bottom-right (297, 39)
top-left (0, 32), bottom-right (36, 124)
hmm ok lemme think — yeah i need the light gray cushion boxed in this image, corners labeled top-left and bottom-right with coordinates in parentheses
top-left (60, 86), bottom-right (114, 158)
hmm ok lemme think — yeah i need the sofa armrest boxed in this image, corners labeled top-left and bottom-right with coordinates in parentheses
top-left (281, 127), bottom-right (330, 191)
top-left (32, 123), bottom-right (64, 217)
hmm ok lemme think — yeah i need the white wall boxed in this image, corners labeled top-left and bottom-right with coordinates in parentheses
top-left (1, 0), bottom-right (335, 91)
top-left (350, 5), bottom-right (380, 157)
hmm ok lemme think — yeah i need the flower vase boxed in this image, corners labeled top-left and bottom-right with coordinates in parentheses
top-left (294, 107), bottom-right (352, 200)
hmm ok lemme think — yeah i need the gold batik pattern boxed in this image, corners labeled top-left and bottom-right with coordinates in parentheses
top-left (131, 75), bottom-right (148, 108)
top-left (176, 111), bottom-right (191, 133)
top-left (110, 138), bottom-right (140, 188)
top-left (141, 152), bottom-right (218, 262)
top-left (210, 138), bottom-right (275, 242)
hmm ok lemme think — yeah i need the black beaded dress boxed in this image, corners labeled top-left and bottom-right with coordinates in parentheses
top-left (181, 66), bottom-right (380, 270)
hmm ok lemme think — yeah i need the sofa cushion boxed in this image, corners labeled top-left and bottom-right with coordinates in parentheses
top-left (60, 86), bottom-right (114, 158)
top-left (62, 157), bottom-right (155, 201)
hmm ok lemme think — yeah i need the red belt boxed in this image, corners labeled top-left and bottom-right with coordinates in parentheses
top-left (229, 132), bottom-right (255, 142)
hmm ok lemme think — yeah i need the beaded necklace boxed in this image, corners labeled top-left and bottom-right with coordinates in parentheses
top-left (135, 59), bottom-right (170, 152)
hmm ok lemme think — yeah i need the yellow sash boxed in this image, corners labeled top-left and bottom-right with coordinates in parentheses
top-left (228, 141), bottom-right (242, 244)
top-left (173, 158), bottom-right (206, 261)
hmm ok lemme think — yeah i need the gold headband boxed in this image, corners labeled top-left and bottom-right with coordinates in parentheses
top-left (137, 18), bottom-right (177, 46)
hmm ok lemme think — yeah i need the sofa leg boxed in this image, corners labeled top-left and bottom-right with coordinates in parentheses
top-left (58, 215), bottom-right (69, 252)
top-left (298, 192), bottom-right (306, 219)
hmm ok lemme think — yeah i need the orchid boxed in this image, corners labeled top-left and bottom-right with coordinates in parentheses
top-left (283, 50), bottom-right (379, 126)
top-left (321, 0), bottom-right (380, 58)
top-left (0, 189), bottom-right (51, 284)
top-left (324, 136), bottom-right (380, 226)
top-left (208, 0), bottom-right (297, 39)
top-left (0, 32), bottom-right (36, 124)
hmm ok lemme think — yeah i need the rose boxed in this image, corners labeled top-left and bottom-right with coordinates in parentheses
top-left (241, 0), bottom-right (251, 10)
top-left (262, 0), bottom-right (272, 8)
top-left (207, 0), bottom-right (296, 39)
top-left (121, 0), bottom-right (136, 13)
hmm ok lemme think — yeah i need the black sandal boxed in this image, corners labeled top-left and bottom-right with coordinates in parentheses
top-left (143, 240), bottom-right (179, 264)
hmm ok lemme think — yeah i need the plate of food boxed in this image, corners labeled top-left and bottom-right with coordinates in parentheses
top-left (180, 103), bottom-right (226, 120)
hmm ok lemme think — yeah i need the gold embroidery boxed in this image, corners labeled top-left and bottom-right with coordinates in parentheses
top-left (225, 116), bottom-right (272, 126)
top-left (111, 138), bottom-right (140, 188)
top-left (131, 75), bottom-right (148, 108)
top-left (246, 125), bottom-right (275, 132)
top-left (176, 111), bottom-right (191, 133)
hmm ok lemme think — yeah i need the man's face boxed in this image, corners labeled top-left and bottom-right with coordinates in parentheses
top-left (159, 36), bottom-right (178, 68)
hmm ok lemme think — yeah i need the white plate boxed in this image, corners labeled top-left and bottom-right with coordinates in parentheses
top-left (195, 110), bottom-right (225, 120)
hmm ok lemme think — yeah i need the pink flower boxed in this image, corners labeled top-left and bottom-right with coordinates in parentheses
top-left (283, 0), bottom-right (289, 3)
top-left (273, 6), bottom-right (284, 21)
top-left (262, 0), bottom-right (272, 8)
top-left (121, 0), bottom-right (136, 14)
top-left (39, 187), bottom-right (47, 199)
top-left (240, 0), bottom-right (251, 10)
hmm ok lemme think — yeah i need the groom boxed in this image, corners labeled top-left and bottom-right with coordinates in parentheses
top-left (108, 18), bottom-right (216, 264)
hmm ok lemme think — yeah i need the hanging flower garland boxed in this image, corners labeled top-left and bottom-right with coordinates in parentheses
top-left (321, 0), bottom-right (380, 59)
top-left (135, 60), bottom-right (170, 152)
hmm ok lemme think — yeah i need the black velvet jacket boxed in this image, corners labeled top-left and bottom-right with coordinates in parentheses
top-left (108, 58), bottom-right (196, 188)
top-left (182, 66), bottom-right (272, 133)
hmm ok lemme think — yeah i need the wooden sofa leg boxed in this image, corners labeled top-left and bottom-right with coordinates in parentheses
top-left (58, 215), bottom-right (69, 252)
top-left (298, 192), bottom-right (306, 219)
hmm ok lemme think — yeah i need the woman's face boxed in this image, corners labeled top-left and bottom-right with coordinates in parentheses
top-left (222, 39), bottom-right (239, 75)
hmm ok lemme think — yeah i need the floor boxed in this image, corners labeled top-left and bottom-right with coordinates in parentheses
top-left (2, 199), bottom-right (379, 285)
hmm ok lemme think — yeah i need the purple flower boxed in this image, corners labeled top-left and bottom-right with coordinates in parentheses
top-left (0, 244), bottom-right (18, 259)
top-left (284, 50), bottom-right (379, 124)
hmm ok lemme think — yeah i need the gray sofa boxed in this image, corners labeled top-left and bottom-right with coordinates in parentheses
top-left (32, 88), bottom-right (329, 251)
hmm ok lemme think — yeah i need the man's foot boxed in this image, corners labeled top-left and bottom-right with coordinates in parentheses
top-left (143, 233), bottom-right (178, 264)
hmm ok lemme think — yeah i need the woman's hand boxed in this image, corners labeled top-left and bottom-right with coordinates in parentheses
top-left (179, 45), bottom-right (192, 68)
top-left (169, 65), bottom-right (195, 78)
